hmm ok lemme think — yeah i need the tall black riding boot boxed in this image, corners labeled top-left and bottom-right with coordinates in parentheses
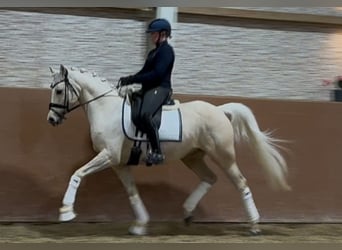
top-left (145, 127), bottom-right (164, 166)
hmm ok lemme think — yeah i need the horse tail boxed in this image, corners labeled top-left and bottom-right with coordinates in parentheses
top-left (219, 102), bottom-right (291, 191)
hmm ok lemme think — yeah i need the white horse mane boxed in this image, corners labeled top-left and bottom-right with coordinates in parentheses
top-left (64, 66), bottom-right (144, 101)
top-left (66, 66), bottom-right (116, 90)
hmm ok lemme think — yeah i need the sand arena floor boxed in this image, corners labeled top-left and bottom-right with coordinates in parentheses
top-left (1, 222), bottom-right (342, 243)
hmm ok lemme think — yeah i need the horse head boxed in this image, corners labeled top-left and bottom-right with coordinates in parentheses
top-left (47, 64), bottom-right (116, 126)
top-left (47, 65), bottom-right (82, 126)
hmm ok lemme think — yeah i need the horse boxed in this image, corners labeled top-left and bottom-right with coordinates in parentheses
top-left (47, 64), bottom-right (290, 236)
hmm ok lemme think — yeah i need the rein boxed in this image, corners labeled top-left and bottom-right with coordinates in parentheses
top-left (49, 76), bottom-right (113, 119)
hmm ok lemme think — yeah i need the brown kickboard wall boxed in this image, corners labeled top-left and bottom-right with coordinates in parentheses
top-left (0, 88), bottom-right (341, 223)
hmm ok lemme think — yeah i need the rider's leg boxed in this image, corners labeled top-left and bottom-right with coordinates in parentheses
top-left (141, 110), bottom-right (164, 164)
top-left (139, 87), bottom-right (171, 165)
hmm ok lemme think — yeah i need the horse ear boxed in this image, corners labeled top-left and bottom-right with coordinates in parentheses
top-left (49, 66), bottom-right (56, 74)
top-left (60, 64), bottom-right (68, 77)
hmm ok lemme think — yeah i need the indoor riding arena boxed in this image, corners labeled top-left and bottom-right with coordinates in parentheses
top-left (1, 7), bottom-right (342, 243)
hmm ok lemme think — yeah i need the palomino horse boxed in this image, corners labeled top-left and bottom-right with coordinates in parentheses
top-left (47, 65), bottom-right (290, 236)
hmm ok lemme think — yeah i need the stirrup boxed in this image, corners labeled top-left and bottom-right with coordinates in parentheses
top-left (145, 152), bottom-right (165, 166)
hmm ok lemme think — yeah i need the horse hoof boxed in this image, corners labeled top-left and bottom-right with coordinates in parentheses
top-left (59, 211), bottom-right (76, 222)
top-left (59, 206), bottom-right (77, 222)
top-left (184, 215), bottom-right (193, 226)
top-left (128, 223), bottom-right (148, 236)
top-left (128, 222), bottom-right (147, 236)
top-left (249, 226), bottom-right (262, 236)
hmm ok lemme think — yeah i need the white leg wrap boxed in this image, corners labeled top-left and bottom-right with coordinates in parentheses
top-left (62, 175), bottom-right (81, 206)
top-left (129, 194), bottom-right (149, 224)
top-left (183, 181), bottom-right (212, 215)
top-left (241, 187), bottom-right (260, 224)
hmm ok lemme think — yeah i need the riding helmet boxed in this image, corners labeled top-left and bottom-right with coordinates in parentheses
top-left (146, 18), bottom-right (171, 37)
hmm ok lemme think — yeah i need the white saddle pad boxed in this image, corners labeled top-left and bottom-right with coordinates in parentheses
top-left (122, 101), bottom-right (182, 142)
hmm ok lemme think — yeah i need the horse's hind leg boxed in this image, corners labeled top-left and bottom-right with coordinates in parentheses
top-left (59, 149), bottom-right (112, 221)
top-left (223, 161), bottom-right (261, 235)
top-left (181, 151), bottom-right (217, 225)
top-left (207, 143), bottom-right (261, 235)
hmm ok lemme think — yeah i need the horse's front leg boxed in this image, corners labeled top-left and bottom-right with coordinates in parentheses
top-left (59, 148), bottom-right (112, 221)
top-left (113, 166), bottom-right (149, 236)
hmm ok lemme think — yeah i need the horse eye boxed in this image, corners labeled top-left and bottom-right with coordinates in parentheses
top-left (56, 89), bottom-right (63, 95)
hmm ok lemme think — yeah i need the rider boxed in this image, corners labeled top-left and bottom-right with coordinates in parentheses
top-left (119, 18), bottom-right (175, 165)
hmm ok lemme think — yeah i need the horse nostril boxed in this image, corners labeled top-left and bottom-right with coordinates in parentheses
top-left (48, 117), bottom-right (55, 124)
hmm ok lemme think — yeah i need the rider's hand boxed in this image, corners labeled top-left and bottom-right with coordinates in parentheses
top-left (119, 75), bottom-right (134, 86)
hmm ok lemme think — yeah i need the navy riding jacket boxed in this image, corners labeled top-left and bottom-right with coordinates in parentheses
top-left (131, 41), bottom-right (175, 92)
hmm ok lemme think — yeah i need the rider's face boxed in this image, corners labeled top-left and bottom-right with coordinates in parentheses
top-left (150, 32), bottom-right (159, 44)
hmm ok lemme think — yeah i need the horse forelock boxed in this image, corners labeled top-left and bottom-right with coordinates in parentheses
top-left (52, 72), bottom-right (64, 83)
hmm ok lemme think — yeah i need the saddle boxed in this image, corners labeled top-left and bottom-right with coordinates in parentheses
top-left (121, 94), bottom-right (182, 165)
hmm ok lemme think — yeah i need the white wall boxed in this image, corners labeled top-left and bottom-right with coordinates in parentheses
top-left (1, 8), bottom-right (342, 101)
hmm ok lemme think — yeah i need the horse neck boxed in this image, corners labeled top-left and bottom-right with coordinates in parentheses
top-left (69, 71), bottom-right (116, 101)
top-left (70, 72), bottom-right (123, 122)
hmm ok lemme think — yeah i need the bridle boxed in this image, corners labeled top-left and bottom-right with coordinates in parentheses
top-left (49, 75), bottom-right (113, 120)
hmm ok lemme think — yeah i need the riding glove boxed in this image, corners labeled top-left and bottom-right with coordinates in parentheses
top-left (119, 75), bottom-right (135, 86)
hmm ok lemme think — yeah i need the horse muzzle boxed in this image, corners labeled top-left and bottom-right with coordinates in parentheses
top-left (47, 110), bottom-right (64, 126)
